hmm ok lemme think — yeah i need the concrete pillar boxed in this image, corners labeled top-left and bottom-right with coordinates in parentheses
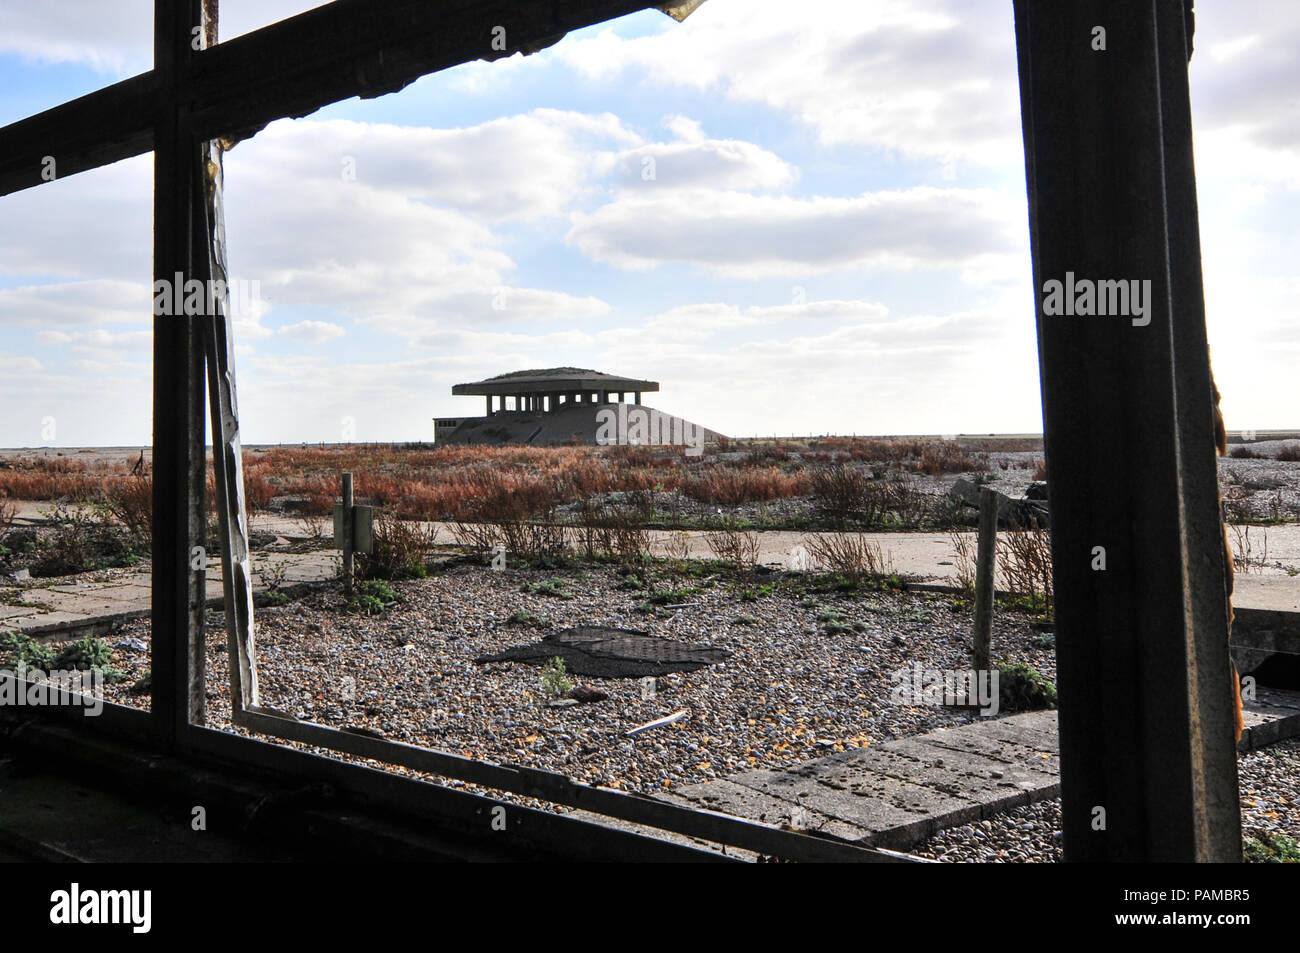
top-left (485, 395), bottom-right (492, 416)
top-left (634, 392), bottom-right (641, 405)
top-left (618, 391), bottom-right (624, 403)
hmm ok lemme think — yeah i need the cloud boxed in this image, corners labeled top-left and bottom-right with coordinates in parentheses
top-left (277, 320), bottom-right (346, 344)
top-left (0, 280), bottom-right (151, 326)
top-left (601, 132), bottom-right (797, 191)
top-left (555, 0), bottom-right (1024, 167)
top-left (567, 185), bottom-right (1025, 277)
top-left (234, 110), bottom-right (642, 223)
top-left (0, 1), bottom-right (339, 74)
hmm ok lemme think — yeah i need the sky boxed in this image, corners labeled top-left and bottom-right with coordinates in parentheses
top-left (0, 0), bottom-right (1295, 447)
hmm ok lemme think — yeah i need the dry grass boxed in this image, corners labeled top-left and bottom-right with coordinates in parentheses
top-left (997, 526), bottom-right (1054, 614)
top-left (101, 476), bottom-right (152, 545)
top-left (1230, 524), bottom-right (1269, 574)
top-left (949, 530), bottom-right (977, 595)
top-left (800, 533), bottom-right (896, 581)
top-left (705, 522), bottom-right (761, 572)
top-left (0, 437), bottom-right (1026, 535)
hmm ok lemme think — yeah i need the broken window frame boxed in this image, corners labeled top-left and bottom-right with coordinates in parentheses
top-left (0, 0), bottom-right (1243, 862)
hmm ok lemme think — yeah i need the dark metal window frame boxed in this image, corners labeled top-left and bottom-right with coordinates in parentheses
top-left (0, 0), bottom-right (1241, 862)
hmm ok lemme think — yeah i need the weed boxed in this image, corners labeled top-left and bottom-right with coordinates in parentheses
top-left (538, 656), bottom-right (573, 701)
top-left (53, 636), bottom-right (125, 683)
top-left (704, 521), bottom-right (760, 573)
top-left (506, 609), bottom-right (552, 628)
top-left (348, 579), bottom-right (398, 615)
top-left (1, 630), bottom-right (57, 670)
top-left (801, 533), bottom-right (896, 583)
top-left (949, 530), bottom-right (977, 595)
top-left (1243, 832), bottom-right (1299, 863)
top-left (998, 526), bottom-right (1054, 618)
top-left (997, 661), bottom-right (1057, 712)
top-left (362, 509), bottom-right (436, 580)
top-left (33, 504), bottom-right (142, 577)
top-left (521, 578), bottom-right (574, 600)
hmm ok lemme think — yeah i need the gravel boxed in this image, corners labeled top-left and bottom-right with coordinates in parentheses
top-left (913, 738), bottom-right (1300, 862)
top-left (83, 561), bottom-right (1055, 798)
top-left (33, 557), bottom-right (1296, 859)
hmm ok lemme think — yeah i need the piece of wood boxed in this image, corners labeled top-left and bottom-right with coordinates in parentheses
top-left (972, 487), bottom-right (998, 673)
top-left (626, 710), bottom-right (688, 736)
top-left (197, 135), bottom-right (260, 716)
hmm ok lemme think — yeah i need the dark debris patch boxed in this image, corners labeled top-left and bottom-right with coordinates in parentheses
top-left (474, 624), bottom-right (731, 678)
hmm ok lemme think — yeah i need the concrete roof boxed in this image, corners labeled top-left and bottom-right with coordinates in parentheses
top-left (452, 367), bottom-right (659, 396)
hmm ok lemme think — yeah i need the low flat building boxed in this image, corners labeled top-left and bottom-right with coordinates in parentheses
top-left (436, 367), bottom-right (723, 453)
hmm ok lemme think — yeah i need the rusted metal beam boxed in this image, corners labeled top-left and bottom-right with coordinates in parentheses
top-left (1013, 0), bottom-right (1240, 861)
top-left (0, 0), bottom-right (662, 197)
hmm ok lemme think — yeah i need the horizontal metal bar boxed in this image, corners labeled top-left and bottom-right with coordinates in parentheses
top-left (0, 0), bottom-right (661, 197)
top-left (236, 707), bottom-right (913, 862)
top-left (0, 705), bottom-right (729, 861)
top-left (0, 72), bottom-right (158, 197)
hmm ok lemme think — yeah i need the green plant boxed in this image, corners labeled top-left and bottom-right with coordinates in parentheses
top-left (538, 656), bottom-right (573, 701)
top-left (818, 607), bottom-right (866, 635)
top-left (732, 613), bottom-right (759, 625)
top-left (348, 578), bottom-right (398, 615)
top-left (33, 504), bottom-right (142, 577)
top-left (646, 586), bottom-right (698, 605)
top-left (131, 669), bottom-right (152, 694)
top-left (255, 589), bottom-right (290, 608)
top-left (996, 661), bottom-right (1057, 712)
top-left (506, 608), bottom-right (552, 628)
top-left (1032, 632), bottom-right (1056, 649)
top-left (53, 636), bottom-right (125, 683)
top-left (521, 578), bottom-right (573, 600)
top-left (1243, 833), bottom-right (1299, 863)
top-left (1, 630), bottom-right (57, 670)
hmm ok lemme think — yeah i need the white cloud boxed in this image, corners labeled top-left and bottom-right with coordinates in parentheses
top-left (567, 186), bottom-right (1025, 277)
top-left (278, 320), bottom-right (346, 344)
top-left (0, 280), bottom-right (150, 326)
top-left (555, 0), bottom-right (1024, 167)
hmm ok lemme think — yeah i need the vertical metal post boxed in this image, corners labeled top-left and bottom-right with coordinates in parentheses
top-left (342, 471), bottom-right (354, 598)
top-left (972, 487), bottom-right (998, 673)
top-left (1013, 0), bottom-right (1240, 861)
top-left (151, 0), bottom-right (207, 737)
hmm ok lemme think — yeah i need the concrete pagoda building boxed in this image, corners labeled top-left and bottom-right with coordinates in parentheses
top-left (435, 367), bottom-right (723, 453)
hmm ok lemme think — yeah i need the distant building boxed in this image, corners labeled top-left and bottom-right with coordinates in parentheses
top-left (436, 367), bottom-right (724, 454)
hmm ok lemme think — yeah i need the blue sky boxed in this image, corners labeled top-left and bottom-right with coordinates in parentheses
top-left (0, 0), bottom-right (1296, 446)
